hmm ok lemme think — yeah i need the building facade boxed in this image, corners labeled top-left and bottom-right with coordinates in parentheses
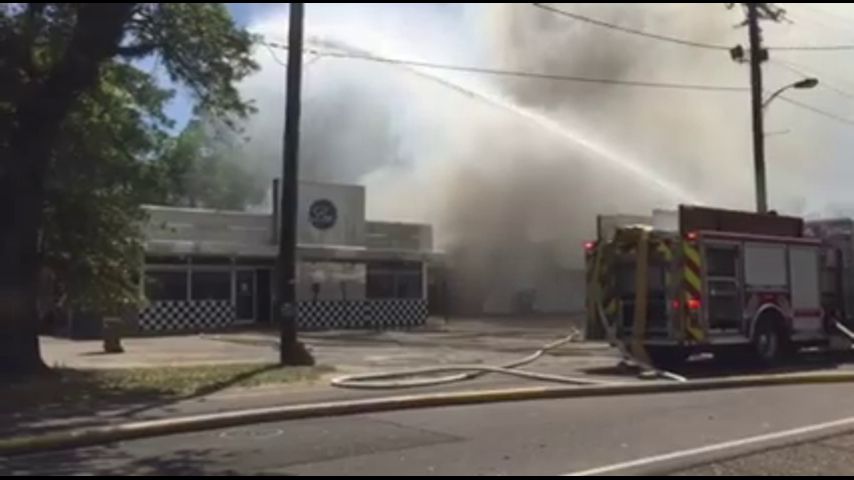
top-left (133, 181), bottom-right (439, 334)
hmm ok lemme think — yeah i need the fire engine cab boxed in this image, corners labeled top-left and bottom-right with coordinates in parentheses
top-left (585, 205), bottom-right (854, 366)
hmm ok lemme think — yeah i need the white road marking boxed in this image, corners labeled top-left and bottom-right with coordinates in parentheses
top-left (564, 415), bottom-right (854, 476)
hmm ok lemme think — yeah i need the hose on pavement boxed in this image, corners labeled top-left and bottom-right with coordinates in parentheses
top-left (330, 330), bottom-right (612, 389)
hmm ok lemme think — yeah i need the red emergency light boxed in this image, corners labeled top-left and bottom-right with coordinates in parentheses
top-left (687, 298), bottom-right (702, 310)
top-left (584, 241), bottom-right (596, 252)
top-left (686, 231), bottom-right (699, 241)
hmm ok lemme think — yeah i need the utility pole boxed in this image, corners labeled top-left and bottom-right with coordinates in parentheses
top-left (747, 3), bottom-right (767, 214)
top-left (733, 3), bottom-right (784, 213)
top-left (277, 2), bottom-right (314, 366)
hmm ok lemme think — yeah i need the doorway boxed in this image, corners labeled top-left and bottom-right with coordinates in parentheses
top-left (256, 269), bottom-right (272, 324)
top-left (235, 270), bottom-right (256, 323)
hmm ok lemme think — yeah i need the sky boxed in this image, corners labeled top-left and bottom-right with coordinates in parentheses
top-left (145, 2), bottom-right (854, 301)
top-left (162, 3), bottom-right (468, 130)
top-left (157, 3), bottom-right (854, 218)
top-left (157, 3), bottom-right (266, 128)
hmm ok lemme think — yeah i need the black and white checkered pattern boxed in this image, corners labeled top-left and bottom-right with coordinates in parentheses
top-left (137, 299), bottom-right (426, 333)
top-left (139, 300), bottom-right (234, 333)
top-left (297, 299), bottom-right (428, 330)
top-left (297, 300), bottom-right (365, 330)
top-left (364, 299), bottom-right (428, 329)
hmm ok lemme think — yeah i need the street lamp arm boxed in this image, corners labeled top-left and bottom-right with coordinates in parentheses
top-left (762, 85), bottom-right (791, 110)
top-left (763, 78), bottom-right (818, 110)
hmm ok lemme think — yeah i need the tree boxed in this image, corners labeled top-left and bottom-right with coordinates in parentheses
top-left (0, 3), bottom-right (257, 374)
top-left (159, 118), bottom-right (267, 211)
top-left (40, 62), bottom-right (174, 321)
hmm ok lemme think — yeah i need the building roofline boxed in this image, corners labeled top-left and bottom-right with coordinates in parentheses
top-left (142, 204), bottom-right (270, 217)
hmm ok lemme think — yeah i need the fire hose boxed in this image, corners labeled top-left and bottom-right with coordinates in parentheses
top-left (332, 228), bottom-right (685, 389)
top-left (591, 227), bottom-right (686, 383)
top-left (329, 330), bottom-right (607, 389)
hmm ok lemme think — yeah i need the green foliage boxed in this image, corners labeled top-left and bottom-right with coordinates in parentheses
top-left (0, 4), bottom-right (259, 313)
top-left (40, 63), bottom-right (173, 312)
top-left (122, 3), bottom-right (259, 123)
top-left (157, 118), bottom-right (267, 211)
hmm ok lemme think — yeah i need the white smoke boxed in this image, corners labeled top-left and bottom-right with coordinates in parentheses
top-left (233, 3), bottom-right (854, 312)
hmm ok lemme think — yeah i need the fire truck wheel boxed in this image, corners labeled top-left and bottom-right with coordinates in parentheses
top-left (646, 347), bottom-right (689, 368)
top-left (752, 317), bottom-right (786, 365)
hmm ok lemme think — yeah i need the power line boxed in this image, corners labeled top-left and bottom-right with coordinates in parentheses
top-left (770, 44), bottom-right (854, 51)
top-left (262, 41), bottom-right (323, 68)
top-left (263, 42), bottom-right (289, 67)
top-left (530, 3), bottom-right (730, 51)
top-left (777, 94), bottom-right (854, 126)
top-left (260, 40), bottom-right (747, 92)
top-left (532, 3), bottom-right (854, 52)
top-left (770, 59), bottom-right (854, 100)
top-left (260, 40), bottom-right (854, 128)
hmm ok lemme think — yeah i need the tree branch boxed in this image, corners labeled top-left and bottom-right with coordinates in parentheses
top-left (116, 42), bottom-right (159, 58)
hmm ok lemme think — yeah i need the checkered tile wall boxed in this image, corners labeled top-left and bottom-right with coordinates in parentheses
top-left (139, 300), bottom-right (234, 333)
top-left (298, 299), bottom-right (428, 331)
top-left (139, 299), bottom-right (427, 333)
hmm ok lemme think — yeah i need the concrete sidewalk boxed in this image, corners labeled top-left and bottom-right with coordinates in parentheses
top-left (42, 316), bottom-right (612, 375)
top-left (15, 316), bottom-right (616, 437)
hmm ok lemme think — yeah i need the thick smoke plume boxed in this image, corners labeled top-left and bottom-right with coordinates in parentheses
top-left (236, 3), bottom-right (854, 313)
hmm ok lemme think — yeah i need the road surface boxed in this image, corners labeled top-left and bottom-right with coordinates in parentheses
top-left (5, 382), bottom-right (854, 475)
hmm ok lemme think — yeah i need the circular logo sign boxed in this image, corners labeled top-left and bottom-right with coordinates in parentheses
top-left (308, 199), bottom-right (337, 230)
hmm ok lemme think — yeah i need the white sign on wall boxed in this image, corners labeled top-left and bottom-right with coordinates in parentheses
top-left (298, 181), bottom-right (365, 247)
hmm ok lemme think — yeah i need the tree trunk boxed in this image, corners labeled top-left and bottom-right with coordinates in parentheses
top-left (0, 303), bottom-right (46, 375)
top-left (0, 164), bottom-right (47, 375)
top-left (0, 4), bottom-right (137, 375)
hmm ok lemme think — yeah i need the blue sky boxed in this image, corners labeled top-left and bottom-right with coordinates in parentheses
top-left (160, 3), bottom-right (273, 131)
top-left (161, 3), bottom-right (466, 132)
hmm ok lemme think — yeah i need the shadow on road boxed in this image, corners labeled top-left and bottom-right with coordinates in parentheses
top-left (0, 443), bottom-right (244, 475)
top-left (582, 350), bottom-right (851, 380)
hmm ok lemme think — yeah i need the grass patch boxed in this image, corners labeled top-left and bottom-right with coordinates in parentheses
top-left (93, 363), bottom-right (334, 396)
top-left (0, 364), bottom-right (335, 419)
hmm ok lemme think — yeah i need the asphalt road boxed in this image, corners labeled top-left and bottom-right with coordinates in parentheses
top-left (6, 382), bottom-right (854, 475)
top-left (673, 432), bottom-right (854, 476)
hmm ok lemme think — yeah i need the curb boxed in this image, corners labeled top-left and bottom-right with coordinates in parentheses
top-left (5, 370), bottom-right (854, 457)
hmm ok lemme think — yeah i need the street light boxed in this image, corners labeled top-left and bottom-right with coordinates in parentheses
top-left (752, 77), bottom-right (818, 214)
top-left (763, 77), bottom-right (819, 111)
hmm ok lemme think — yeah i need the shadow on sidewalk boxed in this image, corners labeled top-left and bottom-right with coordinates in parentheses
top-left (117, 364), bottom-right (280, 417)
top-left (0, 363), bottom-right (300, 437)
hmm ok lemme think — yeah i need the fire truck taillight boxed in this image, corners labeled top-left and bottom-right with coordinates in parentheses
top-left (687, 298), bottom-right (701, 310)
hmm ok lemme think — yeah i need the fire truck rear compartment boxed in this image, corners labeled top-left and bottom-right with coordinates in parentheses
top-left (615, 261), bottom-right (669, 337)
top-left (706, 244), bottom-right (743, 332)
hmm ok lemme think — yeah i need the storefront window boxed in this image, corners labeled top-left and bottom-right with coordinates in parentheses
top-left (299, 262), bottom-right (366, 300)
top-left (367, 269), bottom-right (395, 298)
top-left (191, 271), bottom-right (232, 301)
top-left (145, 270), bottom-right (188, 301)
top-left (396, 272), bottom-right (423, 299)
top-left (367, 262), bottom-right (423, 299)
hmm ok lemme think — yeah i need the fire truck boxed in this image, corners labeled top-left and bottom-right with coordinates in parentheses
top-left (585, 205), bottom-right (854, 367)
